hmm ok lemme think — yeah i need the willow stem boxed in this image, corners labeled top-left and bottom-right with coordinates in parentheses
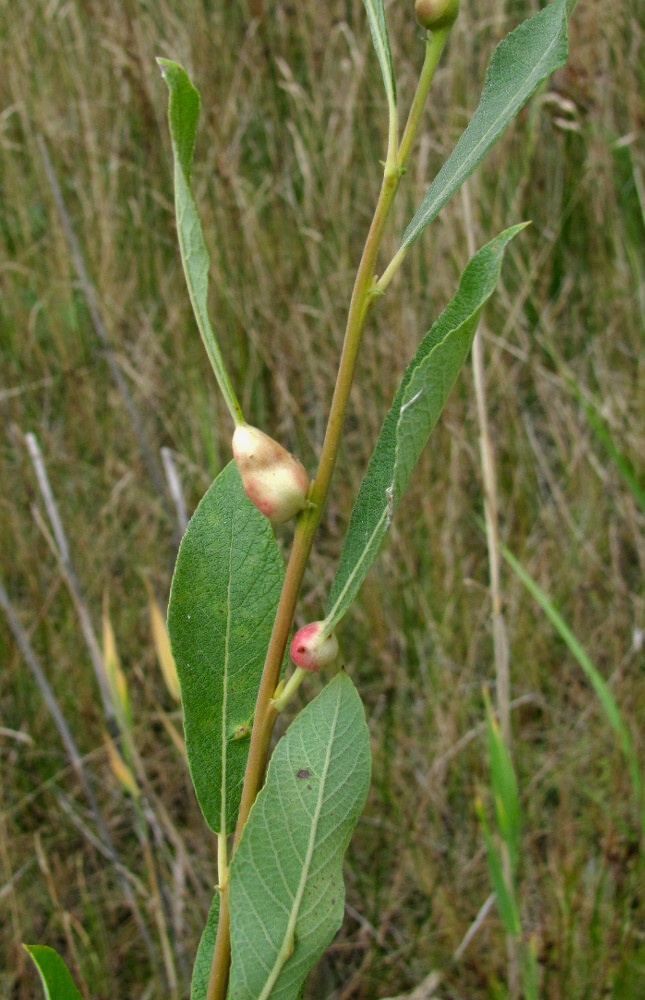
top-left (206, 25), bottom-right (451, 998)
top-left (399, 28), bottom-right (449, 171)
top-left (375, 28), bottom-right (449, 296)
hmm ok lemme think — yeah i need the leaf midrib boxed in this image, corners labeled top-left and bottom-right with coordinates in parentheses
top-left (256, 687), bottom-right (343, 999)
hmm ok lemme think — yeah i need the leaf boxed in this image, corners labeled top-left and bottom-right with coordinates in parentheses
top-left (401, 0), bottom-right (570, 249)
top-left (475, 799), bottom-right (521, 936)
top-left (580, 394), bottom-right (645, 514)
top-left (483, 692), bottom-right (520, 873)
top-left (361, 0), bottom-right (396, 114)
top-left (167, 461), bottom-right (284, 833)
top-left (157, 59), bottom-right (242, 422)
top-left (23, 945), bottom-right (83, 1000)
top-left (191, 894), bottom-right (220, 1000)
top-left (228, 671), bottom-right (371, 1000)
top-left (326, 224), bottom-right (526, 631)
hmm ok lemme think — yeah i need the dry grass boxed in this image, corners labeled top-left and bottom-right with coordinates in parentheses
top-left (1, 0), bottom-right (643, 997)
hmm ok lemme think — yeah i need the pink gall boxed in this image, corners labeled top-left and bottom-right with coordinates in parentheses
top-left (232, 424), bottom-right (309, 524)
top-left (290, 621), bottom-right (339, 673)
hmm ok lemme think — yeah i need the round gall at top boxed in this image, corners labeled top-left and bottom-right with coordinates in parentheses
top-left (415, 0), bottom-right (460, 32)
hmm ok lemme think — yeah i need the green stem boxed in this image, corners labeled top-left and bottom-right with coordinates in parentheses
top-left (271, 667), bottom-right (308, 714)
top-left (206, 26), bottom-right (451, 998)
top-left (205, 169), bottom-right (400, 1000)
top-left (398, 28), bottom-right (449, 171)
top-left (375, 28), bottom-right (449, 296)
top-left (375, 244), bottom-right (409, 295)
top-left (385, 94), bottom-right (399, 178)
top-left (216, 832), bottom-right (228, 889)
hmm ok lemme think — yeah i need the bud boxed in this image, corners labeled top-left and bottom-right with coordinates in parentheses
top-left (290, 621), bottom-right (339, 673)
top-left (415, 0), bottom-right (460, 31)
top-left (232, 424), bottom-right (309, 524)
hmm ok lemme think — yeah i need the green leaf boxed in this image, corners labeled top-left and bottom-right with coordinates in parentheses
top-left (191, 894), bottom-right (220, 1000)
top-left (157, 59), bottom-right (242, 423)
top-left (401, 0), bottom-right (570, 249)
top-left (475, 800), bottom-right (521, 936)
top-left (483, 693), bottom-right (521, 873)
top-left (228, 671), bottom-right (371, 1000)
top-left (580, 394), bottom-right (645, 514)
top-left (167, 461), bottom-right (284, 833)
top-left (361, 0), bottom-right (396, 114)
top-left (23, 946), bottom-right (83, 1000)
top-left (326, 224), bottom-right (526, 632)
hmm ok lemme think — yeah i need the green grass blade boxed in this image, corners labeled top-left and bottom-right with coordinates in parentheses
top-left (475, 799), bottom-right (521, 936)
top-left (326, 224), bottom-right (526, 633)
top-left (581, 396), bottom-right (645, 514)
top-left (484, 692), bottom-right (521, 873)
top-left (167, 462), bottom-right (284, 834)
top-left (23, 946), bottom-right (83, 1000)
top-left (158, 59), bottom-right (243, 425)
top-left (502, 545), bottom-right (645, 838)
top-left (401, 0), bottom-right (570, 249)
top-left (228, 672), bottom-right (371, 1000)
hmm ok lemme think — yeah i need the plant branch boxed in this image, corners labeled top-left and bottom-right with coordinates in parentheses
top-left (375, 29), bottom-right (449, 296)
top-left (206, 121), bottom-right (402, 1000)
top-left (206, 29), bottom-right (451, 995)
top-left (398, 28), bottom-right (449, 171)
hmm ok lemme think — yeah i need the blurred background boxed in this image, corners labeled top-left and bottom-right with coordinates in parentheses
top-left (1, 0), bottom-right (643, 996)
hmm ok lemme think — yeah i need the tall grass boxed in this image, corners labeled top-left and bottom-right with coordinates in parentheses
top-left (1, 0), bottom-right (643, 997)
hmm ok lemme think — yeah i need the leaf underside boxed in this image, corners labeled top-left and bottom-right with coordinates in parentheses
top-left (228, 672), bottom-right (371, 1000)
top-left (326, 224), bottom-right (526, 631)
top-left (361, 0), bottom-right (397, 112)
top-left (190, 894), bottom-right (221, 1000)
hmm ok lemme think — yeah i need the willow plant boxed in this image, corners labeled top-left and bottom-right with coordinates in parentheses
top-left (25, 1), bottom-right (575, 997)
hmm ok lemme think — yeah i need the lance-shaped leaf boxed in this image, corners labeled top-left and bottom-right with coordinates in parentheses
top-left (158, 58), bottom-right (243, 423)
top-left (228, 671), bottom-right (371, 1000)
top-left (484, 691), bottom-right (521, 873)
top-left (401, 0), bottom-right (570, 249)
top-left (326, 224), bottom-right (526, 632)
top-left (362, 0), bottom-right (396, 115)
top-left (167, 462), bottom-right (284, 833)
top-left (23, 946), bottom-right (83, 1000)
top-left (190, 894), bottom-right (220, 1000)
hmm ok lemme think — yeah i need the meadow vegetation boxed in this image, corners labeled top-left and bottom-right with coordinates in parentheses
top-left (1, 0), bottom-right (643, 997)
